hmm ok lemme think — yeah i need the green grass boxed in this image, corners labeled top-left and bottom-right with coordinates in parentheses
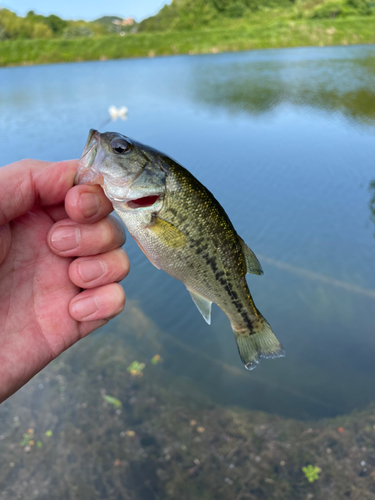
top-left (1, 17), bottom-right (374, 67)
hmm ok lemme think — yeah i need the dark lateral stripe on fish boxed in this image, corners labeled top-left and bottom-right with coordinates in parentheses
top-left (215, 271), bottom-right (225, 280)
top-left (201, 253), bottom-right (218, 274)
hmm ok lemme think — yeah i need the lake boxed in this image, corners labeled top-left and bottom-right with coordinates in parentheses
top-left (1, 45), bottom-right (375, 499)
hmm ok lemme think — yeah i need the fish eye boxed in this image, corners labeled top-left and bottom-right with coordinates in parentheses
top-left (111, 138), bottom-right (130, 154)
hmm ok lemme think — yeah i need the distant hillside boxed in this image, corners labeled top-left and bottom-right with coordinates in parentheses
top-left (93, 15), bottom-right (137, 34)
top-left (94, 16), bottom-right (123, 26)
top-left (138, 0), bottom-right (374, 31)
top-left (138, 0), bottom-right (295, 31)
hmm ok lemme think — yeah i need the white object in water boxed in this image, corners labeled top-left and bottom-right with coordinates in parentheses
top-left (108, 105), bottom-right (128, 120)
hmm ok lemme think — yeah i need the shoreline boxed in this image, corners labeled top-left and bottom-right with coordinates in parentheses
top-left (1, 17), bottom-right (374, 68)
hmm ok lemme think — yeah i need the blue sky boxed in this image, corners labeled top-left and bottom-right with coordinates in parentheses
top-left (2, 0), bottom-right (171, 22)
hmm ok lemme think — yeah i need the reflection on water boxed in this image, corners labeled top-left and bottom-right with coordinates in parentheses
top-left (370, 180), bottom-right (375, 230)
top-left (192, 51), bottom-right (375, 128)
top-left (0, 44), bottom-right (375, 498)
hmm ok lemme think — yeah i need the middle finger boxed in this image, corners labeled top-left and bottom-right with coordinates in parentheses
top-left (48, 214), bottom-right (126, 257)
top-left (69, 248), bottom-right (130, 289)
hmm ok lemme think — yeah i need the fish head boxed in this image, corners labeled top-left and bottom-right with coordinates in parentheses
top-left (75, 129), bottom-right (166, 212)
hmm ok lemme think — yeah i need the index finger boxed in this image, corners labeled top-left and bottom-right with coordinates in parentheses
top-left (0, 159), bottom-right (78, 225)
top-left (65, 184), bottom-right (114, 224)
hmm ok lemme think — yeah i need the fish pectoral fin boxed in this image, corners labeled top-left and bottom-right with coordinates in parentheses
top-left (147, 217), bottom-right (187, 249)
top-left (187, 289), bottom-right (212, 325)
top-left (239, 238), bottom-right (263, 276)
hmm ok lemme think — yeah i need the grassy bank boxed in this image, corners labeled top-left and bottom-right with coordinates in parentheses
top-left (1, 16), bottom-right (375, 67)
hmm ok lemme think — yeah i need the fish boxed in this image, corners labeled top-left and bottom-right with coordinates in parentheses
top-left (75, 129), bottom-right (284, 370)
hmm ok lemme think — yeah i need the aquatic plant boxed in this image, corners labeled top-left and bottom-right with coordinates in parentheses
top-left (302, 464), bottom-right (321, 483)
top-left (20, 428), bottom-right (34, 447)
top-left (151, 354), bottom-right (163, 365)
top-left (102, 395), bottom-right (122, 408)
top-left (127, 361), bottom-right (145, 376)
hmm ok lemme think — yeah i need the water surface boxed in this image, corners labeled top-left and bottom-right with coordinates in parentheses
top-left (1, 45), bottom-right (374, 420)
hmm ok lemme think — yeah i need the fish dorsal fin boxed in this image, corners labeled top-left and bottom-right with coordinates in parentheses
top-left (239, 238), bottom-right (263, 276)
top-left (148, 216), bottom-right (187, 249)
top-left (188, 289), bottom-right (212, 325)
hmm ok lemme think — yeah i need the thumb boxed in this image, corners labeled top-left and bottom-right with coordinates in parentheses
top-left (0, 159), bottom-right (78, 226)
top-left (0, 224), bottom-right (11, 266)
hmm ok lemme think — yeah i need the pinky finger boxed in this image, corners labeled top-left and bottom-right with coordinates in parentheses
top-left (69, 283), bottom-right (125, 323)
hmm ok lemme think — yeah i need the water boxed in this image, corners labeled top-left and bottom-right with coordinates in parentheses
top-left (1, 45), bottom-right (374, 423)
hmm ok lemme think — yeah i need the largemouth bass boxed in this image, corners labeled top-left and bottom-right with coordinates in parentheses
top-left (75, 129), bottom-right (284, 370)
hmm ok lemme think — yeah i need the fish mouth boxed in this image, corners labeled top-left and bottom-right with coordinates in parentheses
top-left (74, 129), bottom-right (102, 185)
top-left (126, 194), bottom-right (161, 209)
top-left (75, 130), bottom-right (165, 211)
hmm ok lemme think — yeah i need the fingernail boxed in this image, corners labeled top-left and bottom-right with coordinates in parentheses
top-left (79, 193), bottom-right (100, 218)
top-left (77, 260), bottom-right (105, 282)
top-left (71, 296), bottom-right (99, 320)
top-left (50, 226), bottom-right (79, 252)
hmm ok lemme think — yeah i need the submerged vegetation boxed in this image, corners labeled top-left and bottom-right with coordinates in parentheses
top-left (0, 0), bottom-right (375, 67)
top-left (1, 303), bottom-right (375, 499)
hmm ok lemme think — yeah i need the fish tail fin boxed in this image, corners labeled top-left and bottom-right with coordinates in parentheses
top-left (233, 315), bottom-right (284, 370)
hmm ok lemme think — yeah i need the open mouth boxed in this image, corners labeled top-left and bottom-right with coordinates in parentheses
top-left (127, 195), bottom-right (160, 209)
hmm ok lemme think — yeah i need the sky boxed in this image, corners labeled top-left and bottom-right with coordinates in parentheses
top-left (1, 0), bottom-right (171, 22)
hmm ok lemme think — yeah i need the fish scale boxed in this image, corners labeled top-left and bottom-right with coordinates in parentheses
top-left (75, 129), bottom-right (284, 370)
top-left (160, 163), bottom-right (256, 332)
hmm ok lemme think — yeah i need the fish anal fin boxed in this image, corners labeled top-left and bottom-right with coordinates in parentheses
top-left (148, 217), bottom-right (187, 249)
top-left (239, 238), bottom-right (263, 276)
top-left (188, 289), bottom-right (212, 325)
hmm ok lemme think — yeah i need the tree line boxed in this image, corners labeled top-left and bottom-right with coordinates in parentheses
top-left (0, 9), bottom-right (136, 41)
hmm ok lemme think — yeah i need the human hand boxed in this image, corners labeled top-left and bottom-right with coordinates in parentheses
top-left (0, 159), bottom-right (129, 403)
